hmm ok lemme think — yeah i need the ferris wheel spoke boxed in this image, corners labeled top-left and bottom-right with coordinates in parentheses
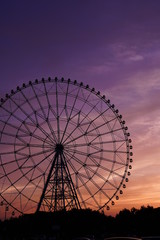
top-left (0, 119), bottom-right (22, 133)
top-left (115, 141), bottom-right (126, 151)
top-left (0, 177), bottom-right (7, 196)
top-left (46, 106), bottom-right (59, 142)
top-left (1, 150), bottom-right (50, 174)
top-left (79, 88), bottom-right (93, 110)
top-left (45, 118), bottom-right (58, 143)
top-left (84, 184), bottom-right (111, 208)
top-left (88, 143), bottom-right (102, 152)
top-left (0, 142), bottom-right (44, 149)
top-left (58, 91), bottom-right (70, 119)
top-left (88, 126), bottom-right (125, 145)
top-left (28, 129), bottom-right (54, 146)
top-left (83, 164), bottom-right (101, 182)
top-left (84, 107), bottom-right (111, 134)
top-left (30, 158), bottom-right (51, 183)
top-left (90, 139), bottom-right (126, 146)
top-left (1, 127), bottom-right (54, 151)
top-left (87, 155), bottom-right (100, 167)
top-left (64, 142), bottom-right (89, 148)
top-left (99, 188), bottom-right (111, 203)
top-left (63, 80), bottom-right (70, 119)
top-left (67, 91), bottom-right (93, 125)
top-left (64, 148), bottom-right (89, 157)
top-left (115, 152), bottom-right (128, 164)
top-left (29, 143), bottom-right (52, 148)
top-left (47, 105), bottom-right (57, 118)
top-left (14, 144), bottom-right (28, 153)
top-left (23, 111), bottom-right (55, 143)
top-left (60, 83), bottom-right (81, 143)
top-left (10, 193), bottom-right (23, 213)
top-left (21, 84), bottom-right (51, 138)
top-left (27, 164), bottom-right (37, 182)
top-left (0, 156), bottom-right (26, 168)
top-left (1, 102), bottom-right (55, 145)
top-left (67, 148), bottom-right (102, 159)
top-left (64, 151), bottom-right (85, 168)
top-left (30, 83), bottom-right (57, 143)
top-left (29, 171), bottom-right (43, 183)
top-left (83, 165), bottom-right (92, 180)
top-left (3, 96), bottom-right (37, 127)
top-left (1, 166), bottom-right (20, 181)
top-left (62, 91), bottom-right (101, 144)
top-left (26, 148), bottom-right (54, 161)
top-left (24, 177), bottom-right (42, 204)
top-left (12, 147), bottom-right (53, 160)
top-left (62, 100), bottom-right (110, 144)
top-left (98, 163), bottom-right (124, 178)
top-left (1, 150), bottom-right (54, 195)
top-left (67, 148), bottom-right (99, 167)
top-left (29, 83), bottom-right (46, 119)
top-left (93, 169), bottom-right (118, 189)
top-left (64, 140), bottom-right (105, 149)
top-left (83, 164), bottom-right (123, 194)
top-left (0, 120), bottom-right (49, 146)
top-left (67, 147), bottom-right (127, 161)
top-left (10, 181), bottom-right (38, 214)
top-left (89, 177), bottom-right (104, 195)
top-left (43, 81), bottom-right (57, 139)
top-left (0, 129), bottom-right (26, 142)
top-left (31, 122), bottom-right (56, 144)
top-left (22, 176), bottom-right (43, 212)
top-left (112, 165), bottom-right (127, 177)
top-left (9, 180), bottom-right (32, 207)
top-left (0, 150), bottom-right (17, 156)
top-left (101, 155), bottom-right (126, 166)
top-left (74, 170), bottom-right (91, 181)
top-left (90, 169), bottom-right (110, 188)
top-left (55, 80), bottom-right (61, 143)
top-left (103, 149), bottom-right (128, 154)
top-left (76, 172), bottom-right (100, 207)
top-left (88, 117), bottom-right (120, 138)
top-left (19, 84), bottom-right (36, 112)
top-left (3, 156), bottom-right (31, 179)
top-left (64, 116), bottom-right (118, 146)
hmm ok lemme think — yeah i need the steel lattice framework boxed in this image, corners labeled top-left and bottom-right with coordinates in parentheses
top-left (0, 77), bottom-right (133, 219)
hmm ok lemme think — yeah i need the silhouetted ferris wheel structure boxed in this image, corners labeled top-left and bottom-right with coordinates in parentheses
top-left (0, 77), bottom-right (133, 219)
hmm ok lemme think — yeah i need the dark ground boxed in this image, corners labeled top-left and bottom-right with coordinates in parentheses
top-left (0, 206), bottom-right (160, 240)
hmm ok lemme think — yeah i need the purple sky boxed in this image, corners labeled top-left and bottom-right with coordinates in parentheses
top-left (1, 0), bottom-right (160, 215)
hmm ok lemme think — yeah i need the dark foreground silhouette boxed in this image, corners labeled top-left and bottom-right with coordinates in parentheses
top-left (0, 206), bottom-right (160, 240)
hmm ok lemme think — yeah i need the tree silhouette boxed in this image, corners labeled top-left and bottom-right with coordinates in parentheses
top-left (0, 206), bottom-right (160, 239)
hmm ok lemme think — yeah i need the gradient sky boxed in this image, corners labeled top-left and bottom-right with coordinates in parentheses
top-left (0, 0), bottom-right (160, 216)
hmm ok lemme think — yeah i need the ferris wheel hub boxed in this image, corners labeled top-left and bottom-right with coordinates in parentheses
top-left (55, 143), bottom-right (64, 153)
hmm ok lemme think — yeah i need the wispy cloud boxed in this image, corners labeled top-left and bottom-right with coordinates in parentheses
top-left (128, 55), bottom-right (144, 61)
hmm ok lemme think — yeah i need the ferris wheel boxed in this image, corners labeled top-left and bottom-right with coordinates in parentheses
top-left (0, 77), bottom-right (132, 219)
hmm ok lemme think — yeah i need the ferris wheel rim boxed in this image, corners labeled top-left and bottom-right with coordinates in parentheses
top-left (0, 77), bottom-right (132, 218)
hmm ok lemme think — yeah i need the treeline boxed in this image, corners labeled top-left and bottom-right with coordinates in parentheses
top-left (115, 205), bottom-right (160, 236)
top-left (0, 206), bottom-right (160, 239)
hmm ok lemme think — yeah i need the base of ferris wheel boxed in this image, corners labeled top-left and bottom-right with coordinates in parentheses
top-left (36, 143), bottom-right (81, 212)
